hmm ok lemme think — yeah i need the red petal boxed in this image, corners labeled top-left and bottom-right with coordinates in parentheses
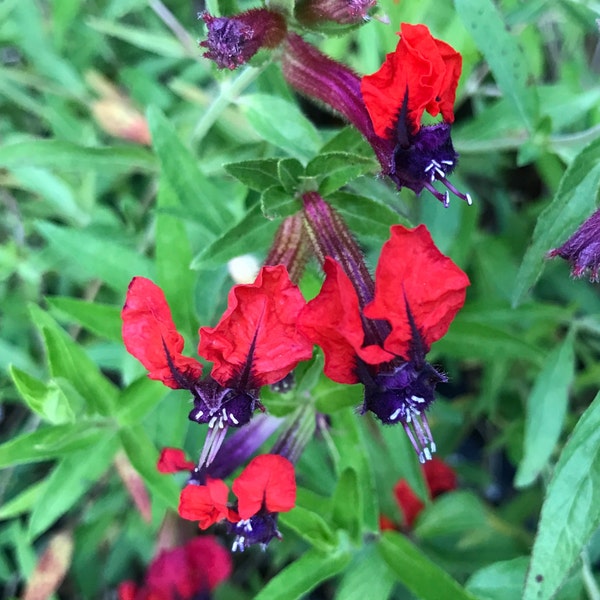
top-left (379, 515), bottom-right (397, 532)
top-left (361, 23), bottom-right (462, 137)
top-left (184, 537), bottom-right (232, 591)
top-left (122, 277), bottom-right (203, 389)
top-left (157, 448), bottom-right (195, 474)
top-left (232, 454), bottom-right (296, 519)
top-left (393, 480), bottom-right (425, 528)
top-left (423, 458), bottom-right (457, 498)
top-left (198, 265), bottom-right (313, 388)
top-left (297, 258), bottom-right (394, 384)
top-left (117, 582), bottom-right (138, 600)
top-left (364, 225), bottom-right (469, 359)
top-left (178, 479), bottom-right (231, 529)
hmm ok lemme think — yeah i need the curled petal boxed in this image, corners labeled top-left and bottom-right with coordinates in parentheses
top-left (232, 455), bottom-right (296, 519)
top-left (364, 225), bottom-right (469, 359)
top-left (122, 277), bottom-right (203, 389)
top-left (179, 478), bottom-right (233, 529)
top-left (298, 258), bottom-right (394, 384)
top-left (361, 23), bottom-right (462, 137)
top-left (199, 265), bottom-right (313, 388)
top-left (157, 448), bottom-right (195, 474)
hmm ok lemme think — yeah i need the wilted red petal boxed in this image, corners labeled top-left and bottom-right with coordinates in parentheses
top-left (199, 265), bottom-right (313, 388)
top-left (179, 479), bottom-right (232, 529)
top-left (361, 23), bottom-right (462, 137)
top-left (157, 448), bottom-right (195, 474)
top-left (393, 480), bottom-right (425, 528)
top-left (364, 225), bottom-right (469, 359)
top-left (298, 258), bottom-right (394, 384)
top-left (122, 277), bottom-right (203, 389)
top-left (423, 457), bottom-right (457, 498)
top-left (23, 530), bottom-right (74, 600)
top-left (115, 451), bottom-right (152, 523)
top-left (232, 454), bottom-right (296, 519)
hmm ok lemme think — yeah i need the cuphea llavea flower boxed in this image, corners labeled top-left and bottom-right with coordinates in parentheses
top-left (117, 536), bottom-right (231, 600)
top-left (381, 458), bottom-right (457, 530)
top-left (122, 266), bottom-right (312, 465)
top-left (281, 24), bottom-right (470, 205)
top-left (298, 225), bottom-right (469, 462)
top-left (179, 454), bottom-right (296, 550)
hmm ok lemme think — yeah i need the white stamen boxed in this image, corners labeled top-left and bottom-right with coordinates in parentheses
top-left (411, 395), bottom-right (425, 404)
top-left (434, 166), bottom-right (446, 178)
top-left (229, 413), bottom-right (239, 425)
top-left (441, 159), bottom-right (454, 165)
top-left (431, 159), bottom-right (441, 167)
top-left (424, 163), bottom-right (435, 173)
top-left (208, 416), bottom-right (218, 429)
top-left (466, 193), bottom-right (473, 206)
top-left (431, 441), bottom-right (437, 453)
top-left (195, 410), bottom-right (203, 419)
top-left (218, 418), bottom-right (224, 429)
top-left (406, 412), bottom-right (412, 423)
top-left (390, 408), bottom-right (402, 421)
top-left (222, 408), bottom-right (228, 421)
top-left (424, 447), bottom-right (432, 461)
top-left (418, 451), bottom-right (426, 464)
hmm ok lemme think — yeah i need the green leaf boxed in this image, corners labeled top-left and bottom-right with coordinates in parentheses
top-left (115, 377), bottom-right (169, 427)
top-left (0, 481), bottom-right (47, 520)
top-left (261, 185), bottom-right (300, 220)
top-left (466, 557), bottom-right (528, 600)
top-left (147, 106), bottom-right (232, 238)
top-left (191, 204), bottom-right (280, 269)
top-left (279, 506), bottom-right (337, 552)
top-left (237, 94), bottom-right (321, 161)
top-left (224, 159), bottom-right (280, 192)
top-left (515, 333), bottom-right (575, 488)
top-left (119, 426), bottom-right (179, 509)
top-left (46, 297), bottom-right (122, 343)
top-left (10, 366), bottom-right (77, 424)
top-left (36, 222), bottom-right (154, 293)
top-left (379, 531), bottom-right (479, 600)
top-left (155, 177), bottom-right (195, 332)
top-left (331, 468), bottom-right (362, 541)
top-left (523, 391), bottom-right (600, 599)
top-left (455, 0), bottom-right (539, 133)
top-left (254, 546), bottom-right (352, 600)
top-left (28, 436), bottom-right (118, 539)
top-left (278, 158), bottom-right (305, 194)
top-left (334, 543), bottom-right (396, 600)
top-left (306, 152), bottom-right (378, 196)
top-left (512, 136), bottom-right (600, 305)
top-left (0, 140), bottom-right (155, 172)
top-left (0, 423), bottom-right (108, 468)
top-left (29, 304), bottom-right (118, 416)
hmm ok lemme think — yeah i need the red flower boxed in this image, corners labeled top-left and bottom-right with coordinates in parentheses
top-left (179, 455), bottom-right (296, 549)
top-left (117, 536), bottom-right (231, 600)
top-left (179, 478), bottom-right (233, 529)
top-left (122, 277), bottom-right (203, 389)
top-left (199, 265), bottom-right (313, 389)
top-left (157, 448), bottom-right (195, 474)
top-left (299, 224), bottom-right (469, 384)
top-left (392, 458), bottom-right (457, 528)
top-left (361, 23), bottom-right (462, 138)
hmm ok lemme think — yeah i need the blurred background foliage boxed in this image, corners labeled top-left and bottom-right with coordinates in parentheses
top-left (2, 0), bottom-right (600, 598)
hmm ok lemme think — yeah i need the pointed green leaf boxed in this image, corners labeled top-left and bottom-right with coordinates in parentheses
top-left (278, 158), bottom-right (305, 194)
top-left (523, 392), bottom-right (600, 599)
top-left (224, 159), bottom-right (280, 192)
top-left (115, 377), bottom-right (169, 427)
top-left (0, 481), bottom-right (47, 520)
top-left (515, 333), bottom-right (575, 488)
top-left (279, 506), bottom-right (337, 552)
top-left (261, 185), bottom-right (300, 219)
top-left (331, 468), bottom-right (361, 541)
top-left (466, 557), bottom-right (528, 600)
top-left (306, 152), bottom-right (378, 196)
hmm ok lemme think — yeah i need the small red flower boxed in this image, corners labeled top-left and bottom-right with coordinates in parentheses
top-left (199, 265), bottom-right (313, 389)
top-left (117, 536), bottom-right (231, 600)
top-left (393, 458), bottom-right (457, 528)
top-left (179, 478), bottom-right (233, 529)
top-left (361, 23), bottom-right (462, 138)
top-left (157, 448), bottom-right (195, 474)
top-left (122, 277), bottom-right (203, 389)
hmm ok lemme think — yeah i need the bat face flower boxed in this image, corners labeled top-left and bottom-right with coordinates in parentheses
top-left (179, 454), bottom-right (296, 550)
top-left (298, 225), bottom-right (469, 462)
top-left (122, 266), bottom-right (312, 466)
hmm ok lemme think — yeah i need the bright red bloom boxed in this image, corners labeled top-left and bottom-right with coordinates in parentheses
top-left (232, 454), bottom-right (296, 519)
top-left (117, 536), bottom-right (231, 600)
top-left (157, 448), bottom-right (195, 474)
top-left (361, 23), bottom-right (462, 138)
top-left (199, 265), bottom-right (313, 388)
top-left (122, 277), bottom-right (203, 389)
top-left (393, 458), bottom-right (457, 528)
top-left (179, 479), bottom-right (233, 529)
top-left (299, 224), bottom-right (469, 384)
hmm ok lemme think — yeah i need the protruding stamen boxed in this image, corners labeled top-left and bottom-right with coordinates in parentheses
top-left (436, 174), bottom-right (473, 205)
top-left (403, 411), bottom-right (436, 463)
top-left (198, 421), bottom-right (229, 467)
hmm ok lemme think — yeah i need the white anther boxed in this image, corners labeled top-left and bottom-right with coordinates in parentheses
top-left (434, 166), bottom-right (446, 178)
top-left (208, 416), bottom-right (218, 429)
top-left (441, 159), bottom-right (454, 165)
top-left (466, 193), bottom-right (473, 206)
top-left (424, 163), bottom-right (435, 173)
top-left (424, 447), bottom-right (432, 461)
top-left (390, 408), bottom-right (402, 421)
top-left (195, 410), bottom-right (203, 419)
top-left (222, 408), bottom-right (228, 420)
top-left (411, 395), bottom-right (425, 404)
top-left (431, 442), bottom-right (437, 453)
top-left (218, 418), bottom-right (224, 429)
top-left (406, 412), bottom-right (412, 423)
top-left (418, 452), bottom-right (426, 464)
top-left (229, 413), bottom-right (239, 425)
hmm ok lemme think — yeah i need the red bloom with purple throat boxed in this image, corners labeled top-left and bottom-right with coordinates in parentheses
top-left (298, 224), bottom-right (469, 462)
top-left (122, 266), bottom-right (312, 467)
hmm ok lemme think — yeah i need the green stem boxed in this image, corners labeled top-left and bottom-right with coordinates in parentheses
top-left (582, 550), bottom-right (600, 600)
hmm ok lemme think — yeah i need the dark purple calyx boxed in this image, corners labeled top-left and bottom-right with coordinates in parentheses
top-left (229, 512), bottom-right (281, 551)
top-left (200, 9), bottom-right (287, 70)
top-left (362, 360), bottom-right (447, 463)
top-left (296, 0), bottom-right (376, 25)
